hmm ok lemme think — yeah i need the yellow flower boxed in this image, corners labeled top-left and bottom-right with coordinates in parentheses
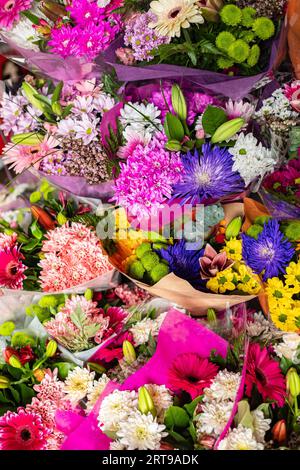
top-left (236, 264), bottom-right (261, 295)
top-left (222, 238), bottom-right (243, 261)
top-left (206, 277), bottom-right (219, 293)
top-left (270, 308), bottom-right (298, 332)
top-left (266, 277), bottom-right (293, 302)
top-left (207, 268), bottom-right (236, 293)
top-left (285, 261), bottom-right (300, 294)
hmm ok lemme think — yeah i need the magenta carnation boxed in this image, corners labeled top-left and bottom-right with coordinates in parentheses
top-left (0, 0), bottom-right (33, 30)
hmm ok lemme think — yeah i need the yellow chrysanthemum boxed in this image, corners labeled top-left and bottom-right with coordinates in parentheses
top-left (222, 238), bottom-right (243, 261)
top-left (270, 307), bottom-right (299, 333)
top-left (266, 277), bottom-right (293, 302)
top-left (285, 260), bottom-right (300, 294)
top-left (236, 264), bottom-right (261, 295)
top-left (149, 0), bottom-right (204, 38)
top-left (207, 268), bottom-right (236, 293)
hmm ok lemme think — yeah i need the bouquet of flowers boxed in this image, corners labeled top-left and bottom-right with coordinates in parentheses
top-left (103, 0), bottom-right (284, 99)
top-left (109, 82), bottom-right (276, 220)
top-left (0, 179), bottom-right (115, 293)
top-left (0, 0), bottom-right (124, 80)
top-left (0, 75), bottom-right (122, 198)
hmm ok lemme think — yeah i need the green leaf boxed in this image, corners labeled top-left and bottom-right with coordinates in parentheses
top-left (164, 406), bottom-right (190, 429)
top-left (9, 386), bottom-right (20, 402)
top-left (21, 9), bottom-right (40, 25)
top-left (0, 391), bottom-right (13, 404)
top-left (202, 105), bottom-right (228, 136)
top-left (6, 365), bottom-right (22, 380)
top-left (33, 93), bottom-right (52, 108)
top-left (235, 400), bottom-right (254, 430)
top-left (53, 362), bottom-right (75, 380)
top-left (168, 429), bottom-right (190, 445)
top-left (30, 220), bottom-right (43, 240)
top-left (280, 356), bottom-right (293, 375)
top-left (70, 306), bottom-right (85, 329)
top-left (188, 421), bottom-right (197, 442)
top-left (165, 140), bottom-right (182, 152)
top-left (22, 239), bottom-right (41, 252)
top-left (184, 396), bottom-right (203, 417)
top-left (18, 384), bottom-right (35, 404)
top-left (164, 113), bottom-right (185, 142)
top-left (0, 321), bottom-right (15, 336)
top-left (51, 81), bottom-right (63, 104)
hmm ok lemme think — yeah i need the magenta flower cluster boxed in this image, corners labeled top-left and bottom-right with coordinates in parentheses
top-left (113, 132), bottom-right (183, 219)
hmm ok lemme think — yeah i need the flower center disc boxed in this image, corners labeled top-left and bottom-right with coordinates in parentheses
top-left (168, 7), bottom-right (182, 19)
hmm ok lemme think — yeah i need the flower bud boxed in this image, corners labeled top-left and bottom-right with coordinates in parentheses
top-left (11, 132), bottom-right (45, 146)
top-left (207, 308), bottom-right (217, 323)
top-left (138, 386), bottom-right (156, 416)
top-left (87, 362), bottom-right (106, 374)
top-left (45, 340), bottom-right (57, 358)
top-left (8, 355), bottom-right (22, 369)
top-left (22, 82), bottom-right (47, 113)
top-left (272, 419), bottom-right (286, 444)
top-left (0, 375), bottom-right (10, 389)
top-left (33, 369), bottom-right (46, 382)
top-left (31, 205), bottom-right (56, 231)
top-left (39, 0), bottom-right (68, 22)
top-left (57, 212), bottom-right (68, 226)
top-left (171, 84), bottom-right (187, 121)
top-left (52, 102), bottom-right (63, 117)
top-left (287, 368), bottom-right (300, 398)
top-left (29, 191), bottom-right (42, 204)
top-left (198, 434), bottom-right (216, 449)
top-left (211, 118), bottom-right (245, 144)
top-left (84, 289), bottom-right (93, 301)
top-left (225, 216), bottom-right (242, 240)
top-left (122, 341), bottom-right (136, 364)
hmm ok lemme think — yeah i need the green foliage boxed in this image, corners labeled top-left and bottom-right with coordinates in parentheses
top-left (202, 105), bottom-right (228, 136)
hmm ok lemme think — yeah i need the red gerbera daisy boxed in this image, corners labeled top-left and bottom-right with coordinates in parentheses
top-left (0, 409), bottom-right (48, 450)
top-left (245, 343), bottom-right (286, 407)
top-left (167, 352), bottom-right (219, 399)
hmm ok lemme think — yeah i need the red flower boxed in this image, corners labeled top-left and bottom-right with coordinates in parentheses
top-left (167, 352), bottom-right (219, 399)
top-left (93, 331), bottom-right (133, 366)
top-left (18, 346), bottom-right (35, 365)
top-left (245, 343), bottom-right (286, 407)
top-left (0, 409), bottom-right (48, 450)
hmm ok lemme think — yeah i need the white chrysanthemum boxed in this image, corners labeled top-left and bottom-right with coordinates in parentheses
top-left (64, 367), bottom-right (95, 405)
top-left (86, 375), bottom-right (110, 413)
top-left (149, 0), bottom-right (204, 38)
top-left (116, 411), bottom-right (167, 450)
top-left (203, 370), bottom-right (241, 403)
top-left (98, 390), bottom-right (138, 433)
top-left (229, 133), bottom-right (277, 187)
top-left (130, 317), bottom-right (158, 346)
top-left (218, 425), bottom-right (264, 450)
top-left (255, 88), bottom-right (298, 121)
top-left (145, 384), bottom-right (173, 422)
top-left (3, 19), bottom-right (40, 51)
top-left (251, 410), bottom-right (271, 443)
top-left (109, 440), bottom-right (126, 450)
top-left (274, 333), bottom-right (300, 362)
top-left (196, 401), bottom-right (233, 436)
top-left (120, 102), bottom-right (162, 135)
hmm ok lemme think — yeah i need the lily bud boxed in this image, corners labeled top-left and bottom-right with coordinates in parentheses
top-left (31, 205), bottom-right (56, 230)
top-left (87, 362), bottom-right (106, 374)
top-left (0, 375), bottom-right (10, 389)
top-left (52, 102), bottom-right (63, 117)
top-left (122, 341), bottom-right (136, 364)
top-left (211, 118), bottom-right (245, 144)
top-left (207, 308), bottom-right (217, 323)
top-left (57, 212), bottom-right (68, 226)
top-left (272, 419), bottom-right (286, 444)
top-left (84, 289), bottom-right (93, 301)
top-left (45, 340), bottom-right (57, 358)
top-left (287, 368), bottom-right (300, 398)
top-left (8, 355), bottom-right (22, 369)
top-left (138, 386), bottom-right (156, 416)
top-left (225, 216), bottom-right (242, 240)
top-left (39, 0), bottom-right (67, 22)
top-left (171, 84), bottom-right (187, 121)
top-left (29, 191), bottom-right (42, 204)
top-left (22, 82), bottom-right (46, 113)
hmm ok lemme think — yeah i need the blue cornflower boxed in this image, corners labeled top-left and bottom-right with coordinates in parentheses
top-left (242, 219), bottom-right (295, 281)
top-left (171, 144), bottom-right (245, 204)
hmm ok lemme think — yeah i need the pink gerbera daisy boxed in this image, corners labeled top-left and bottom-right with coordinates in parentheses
top-left (245, 343), bottom-right (287, 407)
top-left (0, 246), bottom-right (26, 289)
top-left (167, 353), bottom-right (219, 399)
top-left (0, 0), bottom-right (33, 30)
top-left (0, 409), bottom-right (48, 450)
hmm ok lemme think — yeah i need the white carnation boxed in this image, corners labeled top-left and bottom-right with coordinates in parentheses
top-left (196, 401), bottom-right (233, 436)
top-left (64, 367), bottom-right (95, 405)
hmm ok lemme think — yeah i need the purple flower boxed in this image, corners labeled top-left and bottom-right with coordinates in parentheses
top-left (48, 25), bottom-right (80, 58)
top-left (242, 219), bottom-right (295, 281)
top-left (172, 144), bottom-right (244, 205)
top-left (67, 0), bottom-right (105, 25)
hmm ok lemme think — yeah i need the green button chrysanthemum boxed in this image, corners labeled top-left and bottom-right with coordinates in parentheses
top-left (252, 17), bottom-right (275, 40)
top-left (217, 57), bottom-right (234, 69)
top-left (220, 4), bottom-right (242, 26)
top-left (241, 7), bottom-right (256, 27)
top-left (216, 31), bottom-right (236, 51)
top-left (228, 39), bottom-right (250, 63)
top-left (247, 44), bottom-right (260, 66)
top-left (240, 31), bottom-right (255, 43)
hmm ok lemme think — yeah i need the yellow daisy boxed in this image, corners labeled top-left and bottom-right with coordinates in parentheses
top-left (222, 238), bottom-right (243, 261)
top-left (285, 260), bottom-right (300, 294)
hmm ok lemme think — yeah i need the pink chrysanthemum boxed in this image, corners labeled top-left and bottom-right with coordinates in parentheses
top-left (0, 0), bottom-right (33, 30)
top-left (0, 409), bottom-right (48, 450)
top-left (2, 135), bottom-right (60, 174)
top-left (39, 222), bottom-right (113, 292)
top-left (0, 246), bottom-right (26, 289)
top-left (114, 283), bottom-right (151, 306)
top-left (167, 353), bottom-right (219, 399)
top-left (245, 343), bottom-right (286, 407)
top-left (33, 369), bottom-right (67, 406)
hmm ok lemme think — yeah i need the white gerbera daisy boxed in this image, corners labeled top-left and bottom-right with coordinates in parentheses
top-left (274, 333), bottom-right (300, 362)
top-left (196, 401), bottom-right (233, 436)
top-left (86, 375), bottom-right (110, 413)
top-left (120, 102), bottom-right (162, 136)
top-left (203, 370), bottom-right (241, 403)
top-left (144, 384), bottom-right (173, 422)
top-left (251, 409), bottom-right (271, 443)
top-left (218, 425), bottom-right (264, 450)
top-left (98, 390), bottom-right (138, 433)
top-left (64, 367), bottom-right (95, 405)
top-left (116, 411), bottom-right (167, 450)
top-left (149, 0), bottom-right (204, 38)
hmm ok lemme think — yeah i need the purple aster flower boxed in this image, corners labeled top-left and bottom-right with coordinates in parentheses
top-left (159, 240), bottom-right (205, 289)
top-left (172, 144), bottom-right (245, 205)
top-left (242, 219), bottom-right (295, 281)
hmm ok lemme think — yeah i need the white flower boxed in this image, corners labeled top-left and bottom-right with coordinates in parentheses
top-left (218, 425), bottom-right (264, 450)
top-left (122, 126), bottom-right (152, 145)
top-left (86, 375), bottom-right (110, 413)
top-left (120, 102), bottom-right (162, 136)
top-left (255, 88), bottom-right (298, 122)
top-left (116, 411), bottom-right (167, 450)
top-left (64, 367), bottom-right (95, 405)
top-left (196, 401), bottom-right (233, 436)
top-left (98, 390), bottom-right (138, 433)
top-left (229, 133), bottom-right (277, 187)
top-left (94, 93), bottom-right (115, 114)
top-left (274, 333), bottom-right (300, 363)
top-left (225, 99), bottom-right (255, 124)
top-left (109, 440), bottom-right (126, 450)
top-left (144, 384), bottom-right (173, 422)
top-left (71, 95), bottom-right (95, 117)
top-left (3, 19), bottom-right (40, 51)
top-left (57, 117), bottom-right (77, 137)
top-left (149, 0), bottom-right (204, 38)
top-left (130, 317), bottom-right (159, 346)
top-left (74, 115), bottom-right (99, 144)
top-left (251, 410), bottom-right (271, 443)
top-left (203, 370), bottom-right (241, 403)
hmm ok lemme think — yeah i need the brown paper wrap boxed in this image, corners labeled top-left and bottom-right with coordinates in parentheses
top-left (287, 0), bottom-right (300, 78)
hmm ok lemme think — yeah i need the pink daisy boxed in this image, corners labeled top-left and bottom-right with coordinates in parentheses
top-left (245, 343), bottom-right (287, 407)
top-left (0, 0), bottom-right (33, 30)
top-left (0, 409), bottom-right (48, 450)
top-left (0, 246), bottom-right (26, 289)
top-left (225, 99), bottom-right (255, 123)
top-left (167, 353), bottom-right (219, 399)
